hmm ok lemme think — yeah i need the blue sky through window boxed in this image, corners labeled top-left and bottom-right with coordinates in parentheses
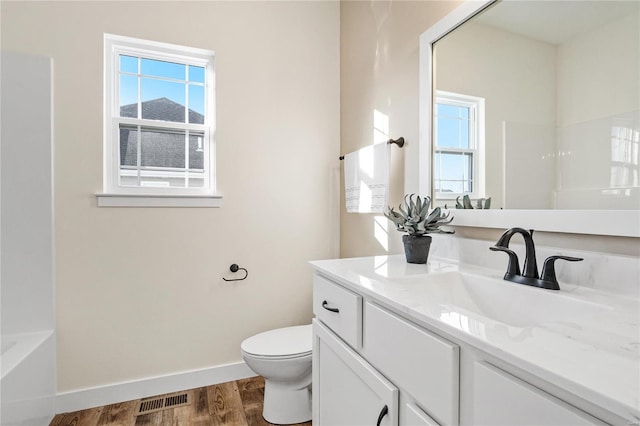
top-left (119, 55), bottom-right (205, 117)
top-left (437, 104), bottom-right (470, 149)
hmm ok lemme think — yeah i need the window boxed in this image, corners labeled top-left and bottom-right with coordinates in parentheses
top-left (102, 34), bottom-right (218, 206)
top-left (434, 91), bottom-right (485, 199)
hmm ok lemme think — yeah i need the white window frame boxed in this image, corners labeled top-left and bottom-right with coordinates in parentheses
top-left (99, 34), bottom-right (220, 207)
top-left (434, 90), bottom-right (485, 200)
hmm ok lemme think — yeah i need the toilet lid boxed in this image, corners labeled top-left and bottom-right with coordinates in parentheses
top-left (241, 324), bottom-right (312, 357)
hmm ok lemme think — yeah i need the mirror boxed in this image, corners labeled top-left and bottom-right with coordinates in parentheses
top-left (413, 0), bottom-right (640, 237)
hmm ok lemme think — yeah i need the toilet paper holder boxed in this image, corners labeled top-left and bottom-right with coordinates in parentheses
top-left (223, 264), bottom-right (248, 281)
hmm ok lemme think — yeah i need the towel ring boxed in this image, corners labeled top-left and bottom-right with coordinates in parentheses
top-left (222, 264), bottom-right (248, 281)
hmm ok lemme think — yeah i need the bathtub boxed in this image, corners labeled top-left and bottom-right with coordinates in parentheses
top-left (1, 331), bottom-right (56, 426)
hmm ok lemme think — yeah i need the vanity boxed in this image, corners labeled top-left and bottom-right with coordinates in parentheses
top-left (310, 255), bottom-right (639, 426)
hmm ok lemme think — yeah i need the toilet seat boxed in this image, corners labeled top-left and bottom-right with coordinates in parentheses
top-left (241, 324), bottom-right (312, 358)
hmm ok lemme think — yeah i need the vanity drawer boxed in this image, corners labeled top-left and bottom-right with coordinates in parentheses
top-left (364, 302), bottom-right (459, 426)
top-left (313, 274), bottom-right (362, 348)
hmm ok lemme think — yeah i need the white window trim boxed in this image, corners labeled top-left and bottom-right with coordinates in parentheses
top-left (96, 193), bottom-right (222, 208)
top-left (434, 90), bottom-right (485, 200)
top-left (99, 34), bottom-right (221, 207)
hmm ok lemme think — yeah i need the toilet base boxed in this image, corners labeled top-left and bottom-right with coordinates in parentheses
top-left (262, 379), bottom-right (312, 425)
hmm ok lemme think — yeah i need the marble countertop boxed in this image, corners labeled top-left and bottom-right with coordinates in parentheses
top-left (310, 255), bottom-right (640, 422)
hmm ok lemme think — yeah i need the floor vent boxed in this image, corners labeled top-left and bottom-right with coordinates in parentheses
top-left (135, 391), bottom-right (191, 416)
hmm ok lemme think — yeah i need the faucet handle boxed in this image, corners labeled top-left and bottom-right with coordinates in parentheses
top-left (540, 255), bottom-right (583, 287)
top-left (490, 246), bottom-right (521, 276)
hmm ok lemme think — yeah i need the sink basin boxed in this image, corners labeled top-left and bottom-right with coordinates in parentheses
top-left (418, 271), bottom-right (611, 327)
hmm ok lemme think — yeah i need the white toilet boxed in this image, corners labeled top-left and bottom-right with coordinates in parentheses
top-left (241, 324), bottom-right (312, 425)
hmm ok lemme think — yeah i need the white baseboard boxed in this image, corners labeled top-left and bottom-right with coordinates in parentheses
top-left (55, 361), bottom-right (254, 414)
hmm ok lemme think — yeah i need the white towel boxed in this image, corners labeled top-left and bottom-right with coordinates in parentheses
top-left (344, 143), bottom-right (390, 213)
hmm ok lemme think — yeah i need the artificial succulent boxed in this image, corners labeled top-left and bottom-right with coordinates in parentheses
top-left (444, 194), bottom-right (492, 209)
top-left (384, 194), bottom-right (454, 236)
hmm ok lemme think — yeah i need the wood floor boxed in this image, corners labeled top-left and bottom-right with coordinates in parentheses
top-left (50, 376), bottom-right (312, 426)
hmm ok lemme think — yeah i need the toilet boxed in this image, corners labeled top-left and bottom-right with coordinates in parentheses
top-left (241, 324), bottom-right (312, 424)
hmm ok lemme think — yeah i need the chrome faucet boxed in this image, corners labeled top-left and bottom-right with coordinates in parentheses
top-left (490, 227), bottom-right (583, 290)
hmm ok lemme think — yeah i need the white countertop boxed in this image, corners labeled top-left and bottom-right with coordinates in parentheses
top-left (310, 255), bottom-right (640, 421)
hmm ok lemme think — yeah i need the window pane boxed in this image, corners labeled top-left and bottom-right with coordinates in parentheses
top-left (460, 119), bottom-right (470, 148)
top-left (119, 125), bottom-right (138, 186)
top-left (188, 85), bottom-right (205, 124)
top-left (141, 78), bottom-right (186, 122)
top-left (141, 58), bottom-right (186, 80)
top-left (189, 133), bottom-right (205, 170)
top-left (437, 104), bottom-right (459, 118)
top-left (437, 117), bottom-right (461, 148)
top-left (436, 180), bottom-right (464, 194)
top-left (120, 55), bottom-right (138, 74)
top-left (119, 125), bottom-right (138, 167)
top-left (119, 75), bottom-right (138, 118)
top-left (189, 65), bottom-right (205, 83)
top-left (458, 106), bottom-right (469, 120)
top-left (435, 151), bottom-right (473, 194)
top-left (438, 152), bottom-right (472, 180)
top-left (141, 128), bottom-right (186, 169)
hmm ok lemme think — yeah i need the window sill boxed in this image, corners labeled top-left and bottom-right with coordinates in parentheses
top-left (96, 193), bottom-right (223, 207)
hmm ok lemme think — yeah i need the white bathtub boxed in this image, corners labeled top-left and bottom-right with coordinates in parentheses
top-left (1, 331), bottom-right (56, 426)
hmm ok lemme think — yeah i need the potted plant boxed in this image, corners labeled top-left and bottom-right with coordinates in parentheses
top-left (384, 194), bottom-right (454, 264)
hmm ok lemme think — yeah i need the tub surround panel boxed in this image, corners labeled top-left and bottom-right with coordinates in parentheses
top-left (0, 52), bottom-right (55, 335)
top-left (310, 255), bottom-right (639, 422)
top-left (0, 333), bottom-right (56, 426)
top-left (1, 52), bottom-right (56, 425)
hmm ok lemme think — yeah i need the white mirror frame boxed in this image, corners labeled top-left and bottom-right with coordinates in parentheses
top-left (407, 0), bottom-right (640, 238)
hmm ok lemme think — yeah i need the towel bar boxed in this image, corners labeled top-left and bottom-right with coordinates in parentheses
top-left (339, 137), bottom-right (404, 160)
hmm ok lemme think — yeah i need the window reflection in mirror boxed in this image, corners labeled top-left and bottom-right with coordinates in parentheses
top-left (433, 1), bottom-right (639, 210)
top-left (434, 91), bottom-right (485, 201)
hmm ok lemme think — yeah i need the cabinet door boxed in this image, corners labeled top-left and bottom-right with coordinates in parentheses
top-left (313, 320), bottom-right (398, 426)
top-left (403, 403), bottom-right (440, 426)
top-left (472, 362), bottom-right (605, 425)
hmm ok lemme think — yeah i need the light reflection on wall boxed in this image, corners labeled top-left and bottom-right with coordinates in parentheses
top-left (373, 109), bottom-right (389, 145)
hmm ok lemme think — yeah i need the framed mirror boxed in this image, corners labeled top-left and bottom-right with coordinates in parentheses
top-left (409, 0), bottom-right (640, 237)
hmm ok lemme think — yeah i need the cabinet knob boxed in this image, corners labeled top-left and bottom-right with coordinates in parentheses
top-left (322, 300), bottom-right (340, 313)
top-left (376, 405), bottom-right (388, 426)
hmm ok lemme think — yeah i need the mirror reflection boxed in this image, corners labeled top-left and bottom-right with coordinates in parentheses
top-left (433, 1), bottom-right (639, 210)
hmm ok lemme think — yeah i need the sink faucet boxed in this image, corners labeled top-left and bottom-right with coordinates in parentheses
top-left (490, 227), bottom-right (583, 290)
top-left (494, 227), bottom-right (539, 278)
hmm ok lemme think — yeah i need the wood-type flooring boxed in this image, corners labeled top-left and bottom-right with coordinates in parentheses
top-left (50, 376), bottom-right (312, 426)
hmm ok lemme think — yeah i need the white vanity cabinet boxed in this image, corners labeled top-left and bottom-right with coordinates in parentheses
top-left (313, 274), bottom-right (457, 426)
top-left (311, 268), bottom-right (620, 426)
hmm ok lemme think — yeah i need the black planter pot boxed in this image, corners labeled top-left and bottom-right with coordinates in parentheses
top-left (402, 235), bottom-right (432, 264)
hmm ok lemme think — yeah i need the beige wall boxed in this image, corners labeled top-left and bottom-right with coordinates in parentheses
top-left (339, 0), bottom-right (639, 259)
top-left (340, 0), bottom-right (460, 258)
top-left (1, 1), bottom-right (340, 392)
